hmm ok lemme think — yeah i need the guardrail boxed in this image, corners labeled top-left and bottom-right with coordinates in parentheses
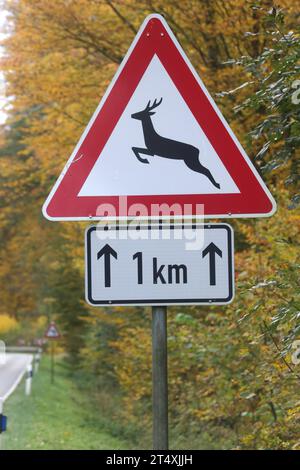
top-left (6, 347), bottom-right (42, 372)
top-left (5, 347), bottom-right (42, 354)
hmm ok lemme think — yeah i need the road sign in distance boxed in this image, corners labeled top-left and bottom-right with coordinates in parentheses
top-left (45, 322), bottom-right (60, 339)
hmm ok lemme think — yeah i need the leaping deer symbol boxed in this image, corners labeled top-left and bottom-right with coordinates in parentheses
top-left (131, 98), bottom-right (220, 189)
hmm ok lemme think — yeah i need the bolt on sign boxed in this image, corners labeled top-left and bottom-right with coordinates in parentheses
top-left (42, 14), bottom-right (276, 222)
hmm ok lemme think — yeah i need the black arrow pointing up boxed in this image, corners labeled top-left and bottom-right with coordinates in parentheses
top-left (97, 244), bottom-right (118, 287)
top-left (202, 242), bottom-right (222, 286)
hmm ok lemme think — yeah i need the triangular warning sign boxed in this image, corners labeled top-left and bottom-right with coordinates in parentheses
top-left (42, 14), bottom-right (276, 221)
top-left (45, 322), bottom-right (60, 339)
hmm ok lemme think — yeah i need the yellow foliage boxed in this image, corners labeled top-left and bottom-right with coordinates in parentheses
top-left (0, 314), bottom-right (19, 334)
top-left (0, 0), bottom-right (299, 450)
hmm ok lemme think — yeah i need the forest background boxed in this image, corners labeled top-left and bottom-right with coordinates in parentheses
top-left (0, 0), bottom-right (299, 449)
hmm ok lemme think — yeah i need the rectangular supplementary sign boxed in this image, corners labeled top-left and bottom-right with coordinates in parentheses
top-left (85, 224), bottom-right (234, 306)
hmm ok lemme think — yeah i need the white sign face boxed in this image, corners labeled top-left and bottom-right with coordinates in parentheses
top-left (85, 224), bottom-right (234, 306)
top-left (79, 55), bottom-right (239, 198)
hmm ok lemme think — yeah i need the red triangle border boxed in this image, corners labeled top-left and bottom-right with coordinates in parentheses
top-left (43, 14), bottom-right (276, 220)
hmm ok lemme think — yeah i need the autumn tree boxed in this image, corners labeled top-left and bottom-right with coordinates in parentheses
top-left (0, 0), bottom-right (299, 449)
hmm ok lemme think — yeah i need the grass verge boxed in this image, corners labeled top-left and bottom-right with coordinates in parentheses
top-left (3, 356), bottom-right (129, 450)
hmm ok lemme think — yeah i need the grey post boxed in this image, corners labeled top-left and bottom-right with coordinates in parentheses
top-left (152, 306), bottom-right (168, 450)
top-left (51, 341), bottom-right (55, 384)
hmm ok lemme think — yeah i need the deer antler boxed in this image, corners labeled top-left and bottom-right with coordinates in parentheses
top-left (147, 98), bottom-right (163, 111)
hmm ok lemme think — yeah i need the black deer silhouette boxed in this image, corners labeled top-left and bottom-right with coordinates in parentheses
top-left (131, 98), bottom-right (220, 189)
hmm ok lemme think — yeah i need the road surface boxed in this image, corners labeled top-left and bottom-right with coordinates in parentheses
top-left (0, 354), bottom-right (33, 402)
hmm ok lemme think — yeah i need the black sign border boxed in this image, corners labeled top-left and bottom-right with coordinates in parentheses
top-left (86, 224), bottom-right (234, 306)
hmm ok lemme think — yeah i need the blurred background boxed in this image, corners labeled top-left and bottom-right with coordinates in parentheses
top-left (0, 0), bottom-right (299, 450)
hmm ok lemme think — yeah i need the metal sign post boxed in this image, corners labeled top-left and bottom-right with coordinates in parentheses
top-left (152, 306), bottom-right (168, 450)
top-left (85, 223), bottom-right (234, 449)
top-left (45, 322), bottom-right (60, 384)
top-left (51, 341), bottom-right (55, 384)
